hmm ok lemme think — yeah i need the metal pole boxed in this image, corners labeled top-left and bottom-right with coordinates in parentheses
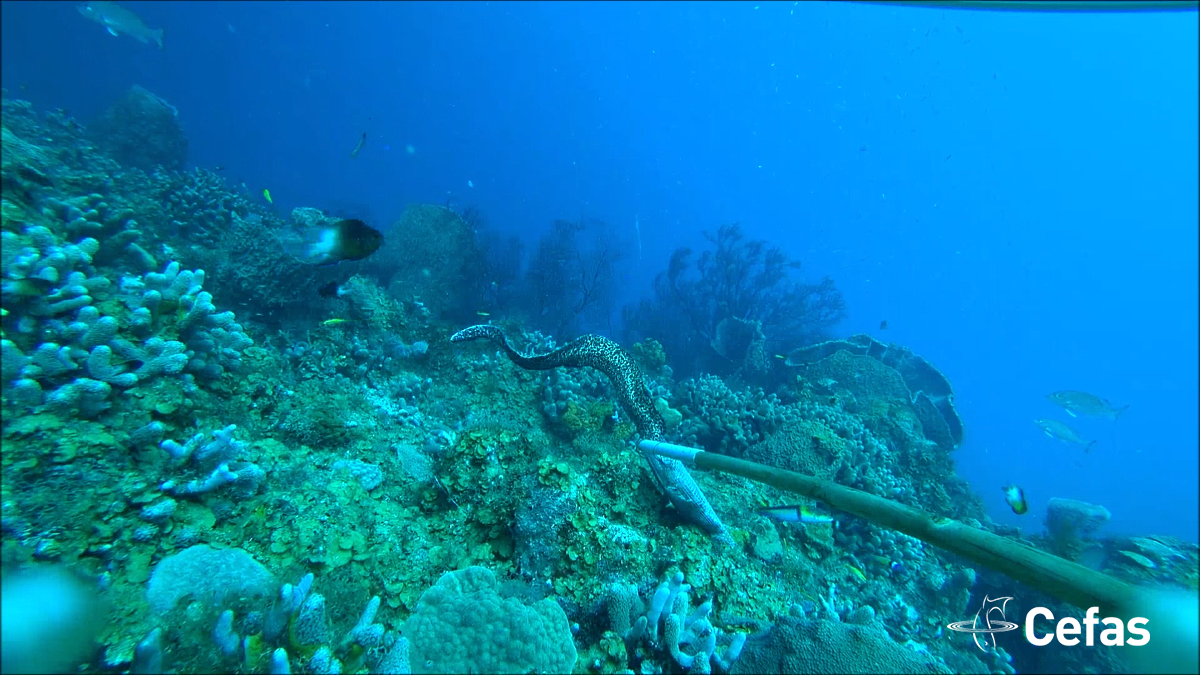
top-left (638, 439), bottom-right (1138, 616)
top-left (852, 1), bottom-right (1198, 12)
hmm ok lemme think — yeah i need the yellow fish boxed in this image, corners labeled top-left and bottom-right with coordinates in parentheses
top-left (262, 189), bottom-right (273, 204)
top-left (847, 565), bottom-right (867, 582)
top-left (321, 318), bottom-right (348, 326)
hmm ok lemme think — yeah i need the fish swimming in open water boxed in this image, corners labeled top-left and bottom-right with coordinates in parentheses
top-left (78, 2), bottom-right (164, 49)
top-left (1046, 390), bottom-right (1129, 420)
top-left (1002, 484), bottom-right (1028, 515)
top-left (350, 132), bottom-right (366, 158)
top-left (1034, 418), bottom-right (1097, 452)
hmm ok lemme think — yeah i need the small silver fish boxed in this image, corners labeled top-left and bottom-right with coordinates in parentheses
top-left (1034, 419), bottom-right (1097, 453)
top-left (78, 1), bottom-right (164, 49)
top-left (1046, 390), bottom-right (1129, 420)
top-left (757, 505), bottom-right (834, 525)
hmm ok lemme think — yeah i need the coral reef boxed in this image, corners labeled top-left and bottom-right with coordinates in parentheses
top-left (451, 323), bottom-right (734, 544)
top-left (2, 226), bottom-right (253, 417)
top-left (2, 93), bottom-right (1191, 675)
top-left (205, 208), bottom-right (350, 318)
top-left (401, 566), bottom-right (577, 673)
top-left (732, 614), bottom-right (950, 674)
top-left (162, 168), bottom-right (252, 245)
top-left (606, 570), bottom-right (747, 673)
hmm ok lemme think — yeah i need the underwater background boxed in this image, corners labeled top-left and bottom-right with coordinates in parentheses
top-left (1, 1), bottom-right (1197, 674)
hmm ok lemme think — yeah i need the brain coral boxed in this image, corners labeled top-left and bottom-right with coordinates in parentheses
top-left (732, 616), bottom-right (950, 674)
top-left (401, 566), bottom-right (577, 674)
top-left (145, 544), bottom-right (273, 615)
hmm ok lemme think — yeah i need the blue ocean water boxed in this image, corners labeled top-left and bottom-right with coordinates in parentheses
top-left (2, 1), bottom-right (1197, 673)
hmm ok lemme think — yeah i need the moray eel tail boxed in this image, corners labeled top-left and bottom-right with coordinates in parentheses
top-left (451, 324), bottom-right (666, 440)
top-left (451, 324), bottom-right (733, 544)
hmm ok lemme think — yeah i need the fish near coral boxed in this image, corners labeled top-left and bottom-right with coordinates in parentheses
top-left (1046, 390), bottom-right (1129, 420)
top-left (317, 280), bottom-right (349, 299)
top-left (757, 504), bottom-right (834, 525)
top-left (78, 1), bottom-right (164, 49)
top-left (846, 564), bottom-right (867, 582)
top-left (284, 218), bottom-right (383, 266)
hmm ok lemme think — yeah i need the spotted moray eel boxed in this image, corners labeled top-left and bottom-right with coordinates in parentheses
top-left (451, 324), bottom-right (732, 544)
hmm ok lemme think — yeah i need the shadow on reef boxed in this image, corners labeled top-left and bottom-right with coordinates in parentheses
top-left (1, 91), bottom-right (1196, 675)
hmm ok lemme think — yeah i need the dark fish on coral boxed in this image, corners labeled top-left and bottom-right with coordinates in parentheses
top-left (350, 132), bottom-right (367, 158)
top-left (1046, 390), bottom-right (1129, 420)
top-left (879, 319), bottom-right (888, 330)
top-left (1, 278), bottom-right (53, 299)
top-left (1002, 484), bottom-right (1028, 515)
top-left (78, 1), bottom-right (164, 49)
top-left (286, 218), bottom-right (383, 266)
top-left (317, 280), bottom-right (349, 299)
top-left (1034, 418), bottom-right (1097, 452)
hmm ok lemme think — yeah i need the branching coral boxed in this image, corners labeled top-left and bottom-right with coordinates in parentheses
top-left (624, 223), bottom-right (845, 376)
top-left (521, 216), bottom-right (626, 338)
top-left (2, 222), bottom-right (252, 416)
top-left (607, 570), bottom-right (747, 673)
